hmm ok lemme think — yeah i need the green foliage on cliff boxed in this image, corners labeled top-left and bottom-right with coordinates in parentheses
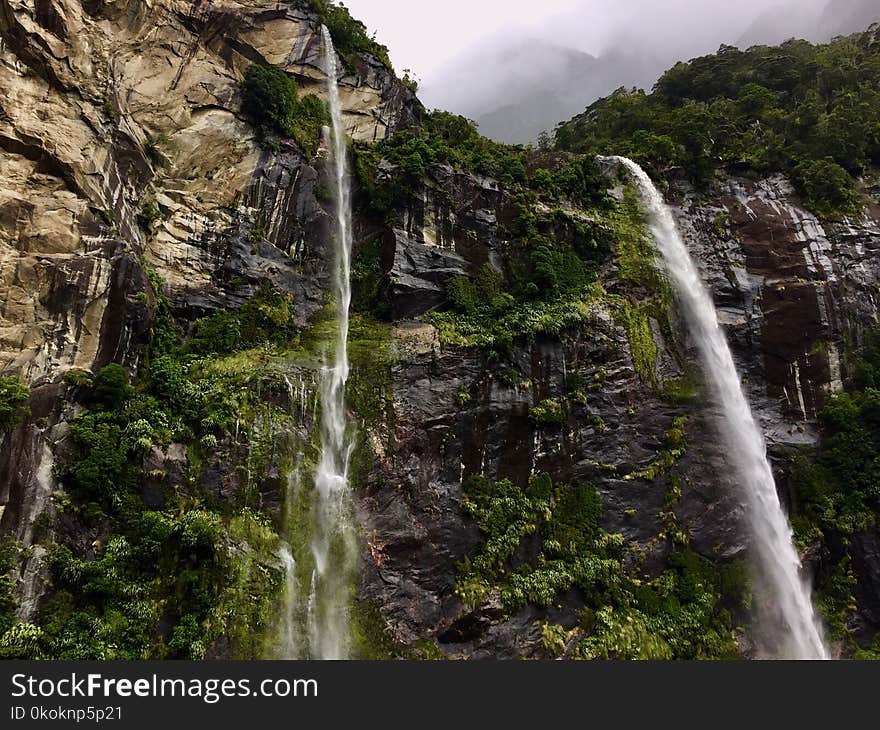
top-left (0, 538), bottom-right (20, 643)
top-left (90, 363), bottom-right (131, 411)
top-left (528, 399), bottom-right (565, 425)
top-left (356, 112), bottom-right (532, 214)
top-left (456, 474), bottom-right (747, 659)
top-left (0, 376), bottom-right (30, 430)
top-left (419, 202), bottom-right (614, 353)
top-left (240, 64), bottom-right (329, 155)
top-left (305, 0), bottom-right (392, 68)
top-left (785, 329), bottom-right (880, 655)
top-left (189, 284), bottom-right (299, 356)
top-left (555, 30), bottom-right (880, 216)
top-left (20, 278), bottom-right (301, 659)
top-left (36, 509), bottom-right (282, 660)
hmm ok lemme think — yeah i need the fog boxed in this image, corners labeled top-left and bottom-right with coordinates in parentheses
top-left (342, 0), bottom-right (880, 142)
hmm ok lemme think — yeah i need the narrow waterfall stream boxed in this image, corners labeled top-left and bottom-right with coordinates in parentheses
top-left (277, 28), bottom-right (358, 660)
top-left (304, 26), bottom-right (359, 660)
top-left (607, 156), bottom-right (830, 659)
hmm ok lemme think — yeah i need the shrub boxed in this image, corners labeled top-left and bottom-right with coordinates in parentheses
top-left (792, 158), bottom-right (861, 217)
top-left (90, 364), bottom-right (131, 411)
top-left (0, 376), bottom-right (29, 430)
top-left (0, 623), bottom-right (48, 659)
top-left (529, 399), bottom-right (564, 425)
top-left (65, 414), bottom-right (137, 510)
top-left (240, 65), bottom-right (329, 154)
top-left (241, 65), bottom-right (299, 138)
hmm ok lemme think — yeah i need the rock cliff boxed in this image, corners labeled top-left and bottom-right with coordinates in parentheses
top-left (0, 0), bottom-right (878, 659)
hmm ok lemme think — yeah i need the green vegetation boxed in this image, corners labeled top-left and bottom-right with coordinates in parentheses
top-left (357, 118), bottom-right (671, 376)
top-left (456, 474), bottom-right (748, 659)
top-left (0, 276), bottom-right (303, 659)
top-left (785, 329), bottom-right (880, 656)
top-left (357, 111), bottom-right (611, 213)
top-left (416, 203), bottom-right (614, 354)
top-left (529, 399), bottom-right (564, 426)
top-left (304, 0), bottom-right (392, 68)
top-left (555, 30), bottom-right (880, 217)
top-left (625, 417), bottom-right (689, 482)
top-left (240, 65), bottom-right (329, 155)
top-left (0, 538), bottom-right (20, 646)
top-left (420, 195), bottom-right (668, 384)
top-left (0, 376), bottom-right (29, 430)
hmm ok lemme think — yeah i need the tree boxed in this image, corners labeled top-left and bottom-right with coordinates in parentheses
top-left (792, 158), bottom-right (860, 217)
top-left (0, 376), bottom-right (29, 430)
top-left (240, 65), bottom-right (299, 137)
top-left (90, 364), bottom-right (131, 411)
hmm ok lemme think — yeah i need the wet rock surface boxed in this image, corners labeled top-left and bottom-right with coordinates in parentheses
top-left (0, 0), bottom-right (879, 658)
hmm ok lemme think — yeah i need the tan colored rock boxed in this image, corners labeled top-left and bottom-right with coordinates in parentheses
top-left (0, 0), bottom-right (415, 382)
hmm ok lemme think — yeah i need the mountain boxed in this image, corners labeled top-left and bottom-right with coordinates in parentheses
top-left (421, 40), bottom-right (662, 144)
top-left (737, 0), bottom-right (879, 46)
top-left (424, 0), bottom-right (879, 145)
top-left (820, 0), bottom-right (880, 37)
top-left (736, 1), bottom-right (825, 46)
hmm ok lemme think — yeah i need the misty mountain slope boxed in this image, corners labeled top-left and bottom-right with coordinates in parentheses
top-left (422, 40), bottom-right (661, 144)
top-left (423, 0), bottom-right (877, 144)
top-left (736, 2), bottom-right (825, 46)
top-left (820, 0), bottom-right (880, 37)
top-left (737, 0), bottom-right (879, 46)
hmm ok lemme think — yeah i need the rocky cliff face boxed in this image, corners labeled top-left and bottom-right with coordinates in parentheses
top-left (1, 0), bottom-right (879, 659)
top-left (353, 159), bottom-right (880, 657)
top-left (0, 0), bottom-right (417, 636)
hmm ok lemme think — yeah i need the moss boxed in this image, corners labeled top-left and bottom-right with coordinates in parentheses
top-left (351, 234), bottom-right (389, 316)
top-left (613, 187), bottom-right (665, 292)
top-left (211, 510), bottom-right (284, 659)
top-left (625, 416), bottom-right (689, 482)
top-left (529, 399), bottom-right (564, 426)
top-left (456, 474), bottom-right (742, 659)
top-left (350, 600), bottom-right (401, 660)
top-left (659, 373), bottom-right (703, 405)
top-left (616, 301), bottom-right (658, 383)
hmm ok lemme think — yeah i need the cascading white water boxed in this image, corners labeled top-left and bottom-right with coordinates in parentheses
top-left (303, 26), bottom-right (358, 660)
top-left (607, 156), bottom-right (829, 660)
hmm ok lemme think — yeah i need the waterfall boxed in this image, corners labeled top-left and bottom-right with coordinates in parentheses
top-left (607, 156), bottom-right (829, 660)
top-left (297, 25), bottom-right (359, 661)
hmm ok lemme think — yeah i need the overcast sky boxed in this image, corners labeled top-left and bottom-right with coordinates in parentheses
top-left (340, 0), bottom-right (828, 81)
top-left (341, 0), bottom-right (584, 77)
top-left (339, 0), bottom-right (847, 141)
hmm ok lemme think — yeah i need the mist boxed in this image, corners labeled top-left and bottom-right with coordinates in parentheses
top-left (408, 0), bottom-right (878, 143)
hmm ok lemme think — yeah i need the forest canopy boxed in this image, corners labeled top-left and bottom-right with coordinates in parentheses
top-left (554, 28), bottom-right (880, 216)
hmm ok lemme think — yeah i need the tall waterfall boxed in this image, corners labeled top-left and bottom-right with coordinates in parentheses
top-left (607, 156), bottom-right (829, 660)
top-left (305, 26), bottom-right (358, 660)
